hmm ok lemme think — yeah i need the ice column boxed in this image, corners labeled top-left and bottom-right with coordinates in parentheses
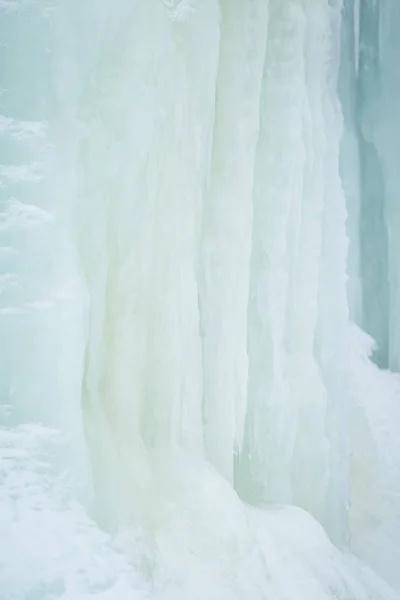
top-left (200, 0), bottom-right (268, 484)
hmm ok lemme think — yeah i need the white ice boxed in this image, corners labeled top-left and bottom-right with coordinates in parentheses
top-left (1, 1), bottom-right (400, 599)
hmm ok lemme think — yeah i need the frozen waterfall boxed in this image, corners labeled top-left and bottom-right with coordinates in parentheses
top-left (1, 1), bottom-right (400, 599)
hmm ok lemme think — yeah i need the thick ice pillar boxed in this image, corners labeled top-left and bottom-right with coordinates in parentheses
top-left (199, 0), bottom-right (268, 483)
top-left (237, 1), bottom-right (338, 528)
top-left (69, 0), bottom-right (221, 528)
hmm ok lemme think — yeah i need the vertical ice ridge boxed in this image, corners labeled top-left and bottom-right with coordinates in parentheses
top-left (315, 0), bottom-right (352, 546)
top-left (199, 0), bottom-right (268, 484)
top-left (288, 0), bottom-right (331, 527)
top-left (238, 0), bottom-right (310, 506)
top-left (339, 0), bottom-right (362, 326)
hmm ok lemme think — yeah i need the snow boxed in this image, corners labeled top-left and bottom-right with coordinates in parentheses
top-left (1, 423), bottom-right (398, 600)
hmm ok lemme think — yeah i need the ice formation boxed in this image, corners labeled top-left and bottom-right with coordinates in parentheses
top-left (1, 1), bottom-right (400, 599)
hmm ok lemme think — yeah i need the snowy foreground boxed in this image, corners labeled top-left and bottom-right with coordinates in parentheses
top-left (2, 1), bottom-right (400, 599)
top-left (1, 424), bottom-right (398, 600)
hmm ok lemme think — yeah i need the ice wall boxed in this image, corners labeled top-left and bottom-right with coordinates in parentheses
top-left (236, 0), bottom-right (349, 539)
top-left (72, 0), bottom-right (351, 542)
top-left (341, 0), bottom-right (400, 372)
top-left (1, 1), bottom-right (400, 599)
top-left (199, 0), bottom-right (268, 483)
top-left (355, 0), bottom-right (389, 369)
top-left (376, 1), bottom-right (400, 373)
top-left (337, 0), bottom-right (400, 586)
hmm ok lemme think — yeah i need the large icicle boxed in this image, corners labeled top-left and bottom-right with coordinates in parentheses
top-left (237, 0), bottom-right (337, 528)
top-left (71, 0), bottom-right (221, 528)
top-left (199, 0), bottom-right (268, 483)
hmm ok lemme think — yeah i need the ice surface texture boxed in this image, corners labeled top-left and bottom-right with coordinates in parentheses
top-left (1, 1), bottom-right (400, 599)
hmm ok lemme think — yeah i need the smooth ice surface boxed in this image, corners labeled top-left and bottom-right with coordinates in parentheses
top-left (341, 0), bottom-right (400, 372)
top-left (1, 1), bottom-right (400, 599)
